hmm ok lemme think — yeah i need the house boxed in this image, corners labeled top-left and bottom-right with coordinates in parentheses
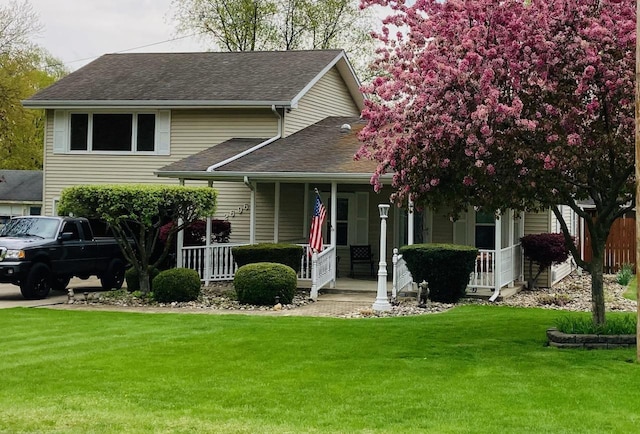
top-left (0, 170), bottom-right (43, 227)
top-left (22, 49), bottom-right (575, 299)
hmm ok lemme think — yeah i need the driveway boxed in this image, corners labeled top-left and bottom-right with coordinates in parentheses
top-left (0, 277), bottom-right (104, 309)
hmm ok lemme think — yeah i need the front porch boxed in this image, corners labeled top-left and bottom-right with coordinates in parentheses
top-left (178, 239), bottom-right (524, 302)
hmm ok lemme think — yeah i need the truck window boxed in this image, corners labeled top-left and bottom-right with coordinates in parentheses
top-left (80, 220), bottom-right (94, 241)
top-left (61, 222), bottom-right (80, 240)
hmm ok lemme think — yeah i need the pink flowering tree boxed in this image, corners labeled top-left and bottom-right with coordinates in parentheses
top-left (358, 0), bottom-right (635, 325)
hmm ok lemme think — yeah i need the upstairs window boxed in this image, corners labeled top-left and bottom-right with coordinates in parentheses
top-left (70, 113), bottom-right (154, 152)
top-left (54, 110), bottom-right (170, 155)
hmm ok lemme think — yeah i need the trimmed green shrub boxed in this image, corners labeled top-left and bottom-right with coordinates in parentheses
top-left (125, 266), bottom-right (160, 292)
top-left (152, 268), bottom-right (202, 303)
top-left (399, 243), bottom-right (478, 303)
top-left (234, 262), bottom-right (297, 305)
top-left (232, 243), bottom-right (304, 273)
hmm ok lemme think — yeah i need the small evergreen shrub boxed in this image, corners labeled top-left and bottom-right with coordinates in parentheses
top-left (234, 262), bottom-right (297, 305)
top-left (616, 263), bottom-right (634, 286)
top-left (232, 243), bottom-right (304, 273)
top-left (520, 233), bottom-right (570, 289)
top-left (124, 266), bottom-right (160, 292)
top-left (152, 268), bottom-right (202, 303)
top-left (555, 314), bottom-right (636, 335)
top-left (399, 244), bottom-right (478, 303)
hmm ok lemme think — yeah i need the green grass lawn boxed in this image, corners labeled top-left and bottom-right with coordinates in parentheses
top-left (1, 306), bottom-right (639, 433)
top-left (623, 275), bottom-right (637, 301)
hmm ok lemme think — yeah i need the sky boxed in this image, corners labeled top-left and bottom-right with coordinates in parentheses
top-left (26, 0), bottom-right (205, 71)
top-left (24, 0), bottom-right (391, 72)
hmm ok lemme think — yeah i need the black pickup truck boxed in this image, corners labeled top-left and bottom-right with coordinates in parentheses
top-left (0, 216), bottom-right (127, 299)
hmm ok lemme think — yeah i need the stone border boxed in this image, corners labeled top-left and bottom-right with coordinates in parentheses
top-left (547, 328), bottom-right (636, 349)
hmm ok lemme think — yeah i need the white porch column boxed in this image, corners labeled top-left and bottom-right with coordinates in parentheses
top-left (330, 182), bottom-right (337, 286)
top-left (330, 182), bottom-right (337, 247)
top-left (203, 180), bottom-right (213, 285)
top-left (176, 178), bottom-right (185, 268)
top-left (489, 213), bottom-right (502, 302)
top-left (506, 209), bottom-right (514, 288)
top-left (249, 182), bottom-right (256, 244)
top-left (274, 181), bottom-right (280, 242)
top-left (408, 199), bottom-right (415, 245)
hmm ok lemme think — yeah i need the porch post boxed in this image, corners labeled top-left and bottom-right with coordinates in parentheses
top-left (408, 199), bottom-right (415, 245)
top-left (330, 182), bottom-right (337, 286)
top-left (489, 213), bottom-right (502, 302)
top-left (204, 180), bottom-right (213, 285)
top-left (176, 178), bottom-right (185, 269)
top-left (274, 181), bottom-right (280, 243)
top-left (249, 182), bottom-right (256, 244)
top-left (507, 209), bottom-right (514, 287)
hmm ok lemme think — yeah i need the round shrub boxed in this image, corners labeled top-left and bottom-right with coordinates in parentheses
top-left (124, 266), bottom-right (160, 292)
top-left (399, 243), bottom-right (478, 303)
top-left (234, 262), bottom-right (297, 305)
top-left (152, 268), bottom-right (202, 303)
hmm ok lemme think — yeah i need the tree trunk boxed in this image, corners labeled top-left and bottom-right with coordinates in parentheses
top-left (139, 268), bottom-right (150, 295)
top-left (590, 252), bottom-right (606, 326)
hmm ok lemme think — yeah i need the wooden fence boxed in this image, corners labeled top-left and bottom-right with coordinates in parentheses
top-left (583, 212), bottom-right (636, 274)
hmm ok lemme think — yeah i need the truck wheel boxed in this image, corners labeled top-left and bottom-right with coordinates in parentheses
top-left (52, 276), bottom-right (71, 292)
top-left (20, 263), bottom-right (52, 300)
top-left (101, 258), bottom-right (125, 290)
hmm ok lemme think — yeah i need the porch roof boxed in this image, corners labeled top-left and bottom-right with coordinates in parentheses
top-left (156, 116), bottom-right (389, 183)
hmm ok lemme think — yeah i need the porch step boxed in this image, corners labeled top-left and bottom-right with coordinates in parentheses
top-left (465, 283), bottom-right (524, 301)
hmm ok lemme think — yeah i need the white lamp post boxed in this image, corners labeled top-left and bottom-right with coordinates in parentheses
top-left (373, 204), bottom-right (392, 311)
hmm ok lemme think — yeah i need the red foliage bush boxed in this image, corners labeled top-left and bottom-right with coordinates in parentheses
top-left (520, 233), bottom-right (571, 289)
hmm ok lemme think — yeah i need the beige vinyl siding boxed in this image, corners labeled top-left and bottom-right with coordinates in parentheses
top-left (277, 183), bottom-right (306, 243)
top-left (523, 209), bottom-right (552, 287)
top-left (431, 211), bottom-right (454, 244)
top-left (550, 205), bottom-right (577, 284)
top-left (254, 183), bottom-right (275, 243)
top-left (209, 181), bottom-right (251, 242)
top-left (43, 108), bottom-right (278, 215)
top-left (284, 67), bottom-right (360, 137)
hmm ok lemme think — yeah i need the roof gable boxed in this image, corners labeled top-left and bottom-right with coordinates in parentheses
top-left (24, 50), bottom-right (362, 109)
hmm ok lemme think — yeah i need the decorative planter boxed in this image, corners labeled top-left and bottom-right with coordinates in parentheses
top-left (547, 328), bottom-right (636, 349)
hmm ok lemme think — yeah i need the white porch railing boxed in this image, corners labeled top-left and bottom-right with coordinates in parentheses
top-left (392, 248), bottom-right (414, 299)
top-left (499, 243), bottom-right (522, 287)
top-left (180, 243), bottom-right (335, 298)
top-left (469, 249), bottom-right (495, 289)
top-left (391, 245), bottom-right (523, 300)
top-left (181, 243), bottom-right (247, 283)
top-left (310, 245), bottom-right (336, 300)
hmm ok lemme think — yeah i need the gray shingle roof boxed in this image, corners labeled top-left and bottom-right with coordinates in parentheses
top-left (0, 170), bottom-right (43, 202)
top-left (158, 117), bottom-right (378, 177)
top-left (24, 50), bottom-right (350, 105)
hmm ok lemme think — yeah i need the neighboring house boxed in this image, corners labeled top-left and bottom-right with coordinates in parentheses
top-left (22, 49), bottom-right (574, 298)
top-left (0, 170), bottom-right (43, 227)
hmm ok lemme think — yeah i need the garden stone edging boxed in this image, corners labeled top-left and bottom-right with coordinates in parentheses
top-left (547, 328), bottom-right (636, 349)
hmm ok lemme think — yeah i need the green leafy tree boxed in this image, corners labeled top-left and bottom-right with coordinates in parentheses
top-left (171, 0), bottom-right (373, 74)
top-left (0, 0), bottom-right (67, 170)
top-left (58, 185), bottom-right (218, 294)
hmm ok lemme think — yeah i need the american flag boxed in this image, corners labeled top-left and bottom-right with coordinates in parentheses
top-left (308, 192), bottom-right (327, 253)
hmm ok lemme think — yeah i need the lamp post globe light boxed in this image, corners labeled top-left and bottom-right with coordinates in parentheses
top-left (373, 204), bottom-right (392, 311)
